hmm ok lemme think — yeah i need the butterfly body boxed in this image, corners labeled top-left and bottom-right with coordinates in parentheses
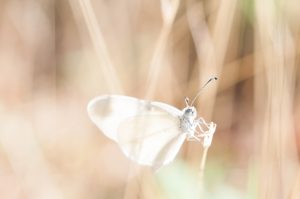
top-left (179, 107), bottom-right (199, 140)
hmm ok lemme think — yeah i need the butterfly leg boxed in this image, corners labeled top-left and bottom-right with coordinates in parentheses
top-left (202, 123), bottom-right (217, 147)
top-left (186, 127), bottom-right (206, 142)
top-left (186, 134), bottom-right (201, 142)
top-left (194, 119), bottom-right (217, 147)
top-left (193, 118), bottom-right (207, 137)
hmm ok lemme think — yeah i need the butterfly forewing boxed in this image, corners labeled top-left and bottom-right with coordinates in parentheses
top-left (87, 95), bottom-right (182, 139)
top-left (88, 95), bottom-right (154, 140)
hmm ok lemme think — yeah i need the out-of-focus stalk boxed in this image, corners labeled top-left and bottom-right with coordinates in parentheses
top-left (77, 0), bottom-right (123, 93)
top-left (254, 0), bottom-right (298, 198)
top-left (144, 0), bottom-right (179, 99)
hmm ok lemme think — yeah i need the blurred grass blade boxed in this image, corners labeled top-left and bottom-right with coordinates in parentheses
top-left (77, 0), bottom-right (123, 93)
top-left (254, 0), bottom-right (299, 198)
top-left (144, 0), bottom-right (179, 98)
top-left (160, 0), bottom-right (180, 25)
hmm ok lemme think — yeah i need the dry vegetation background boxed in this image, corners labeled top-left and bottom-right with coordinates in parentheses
top-left (0, 0), bottom-right (300, 198)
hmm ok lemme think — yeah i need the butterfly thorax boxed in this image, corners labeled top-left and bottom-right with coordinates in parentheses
top-left (180, 107), bottom-right (198, 137)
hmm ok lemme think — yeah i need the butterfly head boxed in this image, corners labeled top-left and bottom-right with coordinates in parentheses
top-left (183, 98), bottom-right (197, 120)
top-left (183, 106), bottom-right (197, 120)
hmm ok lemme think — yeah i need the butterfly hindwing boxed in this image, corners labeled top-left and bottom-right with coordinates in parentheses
top-left (118, 114), bottom-right (186, 168)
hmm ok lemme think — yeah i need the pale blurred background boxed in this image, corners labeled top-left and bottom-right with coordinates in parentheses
top-left (0, 0), bottom-right (300, 198)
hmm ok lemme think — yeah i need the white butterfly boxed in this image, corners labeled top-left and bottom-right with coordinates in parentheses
top-left (87, 78), bottom-right (217, 169)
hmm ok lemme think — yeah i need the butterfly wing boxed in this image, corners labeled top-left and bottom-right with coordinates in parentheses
top-left (118, 114), bottom-right (186, 168)
top-left (87, 95), bottom-right (182, 141)
top-left (87, 95), bottom-right (185, 167)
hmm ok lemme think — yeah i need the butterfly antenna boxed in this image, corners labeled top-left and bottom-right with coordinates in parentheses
top-left (185, 97), bottom-right (190, 107)
top-left (190, 77), bottom-right (218, 106)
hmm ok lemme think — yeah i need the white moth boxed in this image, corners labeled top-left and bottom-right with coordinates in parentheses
top-left (87, 78), bottom-right (217, 169)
